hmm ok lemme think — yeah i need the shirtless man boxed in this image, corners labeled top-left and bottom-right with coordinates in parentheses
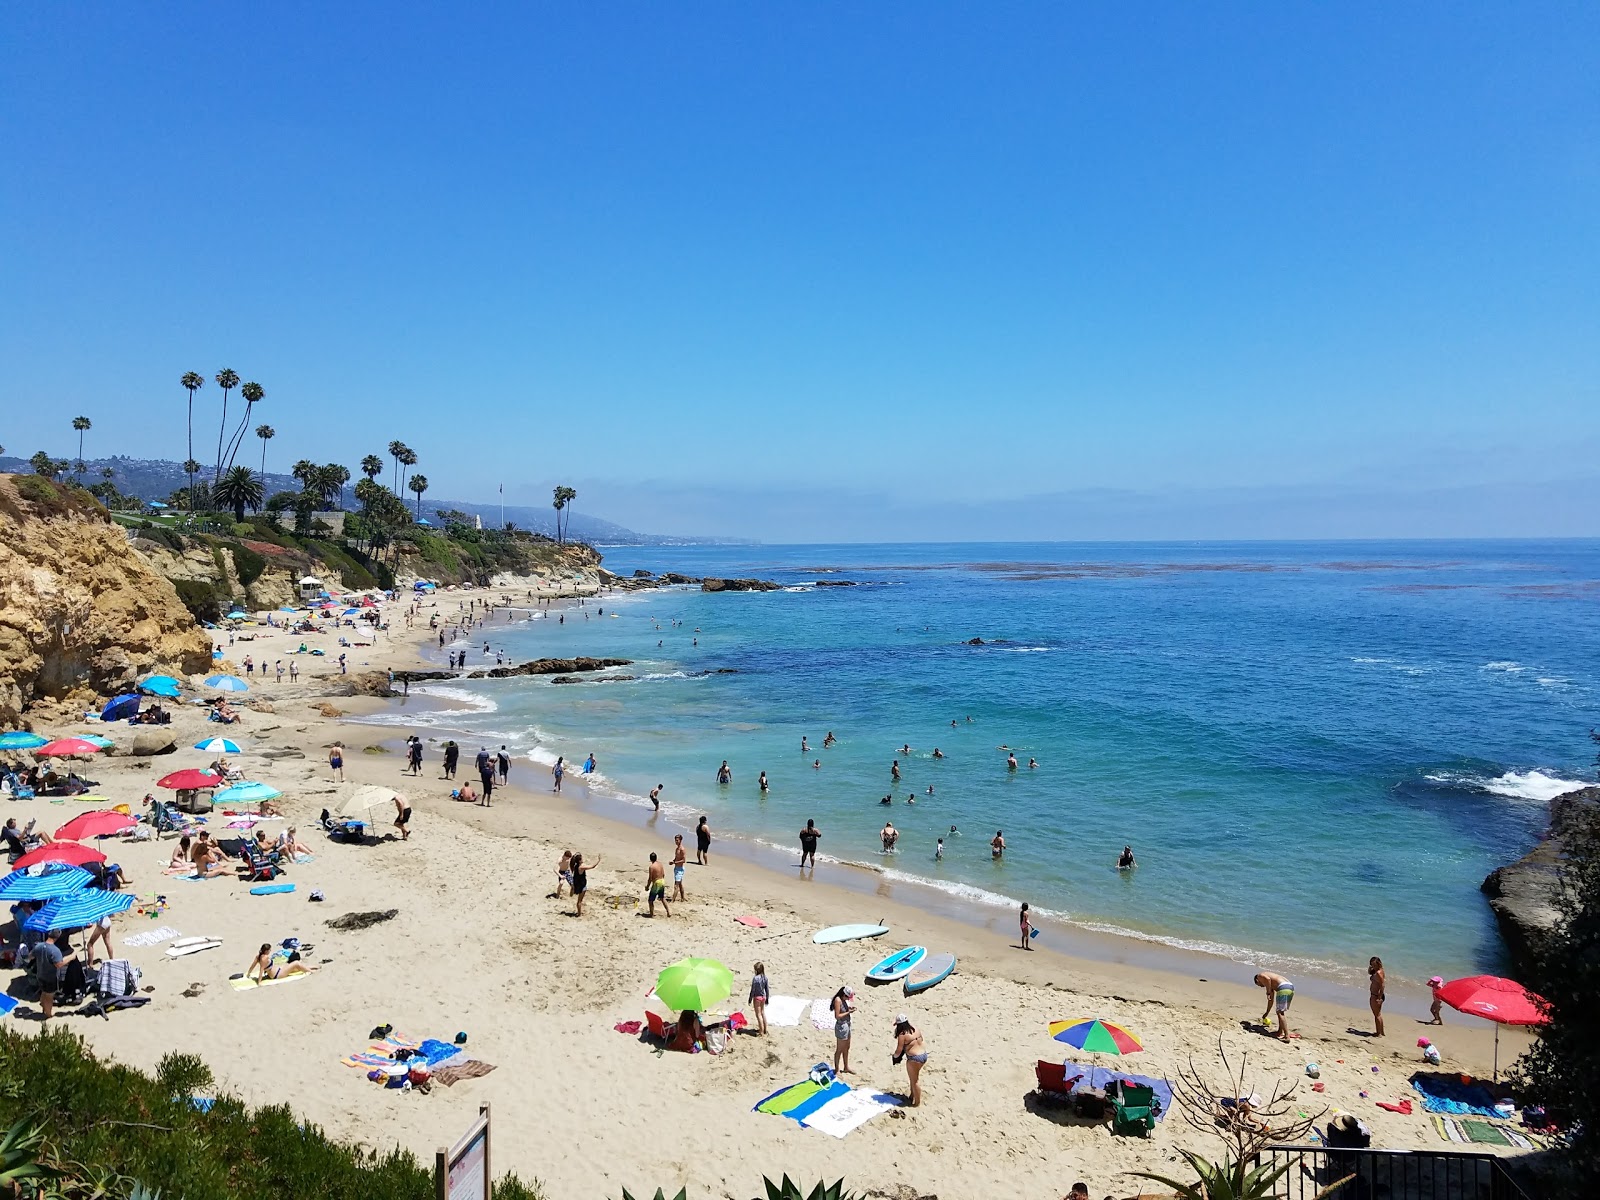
top-left (991, 830), bottom-right (1006, 859)
top-left (645, 852), bottom-right (671, 917)
top-left (881, 822), bottom-right (898, 851)
top-left (671, 834), bottom-right (688, 900)
top-left (1254, 971), bottom-right (1295, 1042)
top-left (649, 783), bottom-right (663, 812)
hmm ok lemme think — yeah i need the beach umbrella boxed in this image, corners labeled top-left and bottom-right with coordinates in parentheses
top-left (343, 607), bottom-right (362, 616)
top-left (0, 731), bottom-right (49, 751)
top-left (193, 737), bottom-right (242, 754)
top-left (278, 605), bottom-right (298, 613)
top-left (53, 810), bottom-right (136, 841)
top-left (1436, 975), bottom-right (1549, 1079)
top-left (138, 675), bottom-right (183, 698)
top-left (654, 957), bottom-right (734, 1012)
top-left (338, 785), bottom-right (399, 826)
top-left (34, 738), bottom-right (104, 759)
top-left (214, 781), bottom-right (282, 806)
top-left (157, 769), bottom-right (222, 790)
top-left (1049, 1018), bottom-right (1144, 1088)
top-left (100, 693), bottom-right (140, 723)
top-left (79, 735), bottom-right (116, 749)
top-left (25, 889), bottom-right (134, 933)
top-left (0, 865), bottom-right (93, 902)
top-left (204, 674), bottom-right (249, 692)
top-left (13, 843), bottom-right (106, 870)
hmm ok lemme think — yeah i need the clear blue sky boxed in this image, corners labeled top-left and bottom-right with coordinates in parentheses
top-left (2, 5), bottom-right (1596, 540)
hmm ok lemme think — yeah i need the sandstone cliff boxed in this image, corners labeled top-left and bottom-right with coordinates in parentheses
top-left (0, 475), bottom-right (212, 725)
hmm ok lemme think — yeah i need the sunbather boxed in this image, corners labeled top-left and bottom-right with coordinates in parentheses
top-left (246, 942), bottom-right (317, 983)
top-left (276, 827), bottom-right (313, 858)
top-left (190, 833), bottom-right (232, 879)
top-left (163, 836), bottom-right (195, 874)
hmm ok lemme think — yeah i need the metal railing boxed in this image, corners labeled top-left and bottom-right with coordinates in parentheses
top-left (1265, 1144), bottom-right (1537, 1200)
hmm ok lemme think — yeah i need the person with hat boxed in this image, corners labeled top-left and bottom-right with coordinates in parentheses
top-left (1427, 976), bottom-right (1445, 1025)
top-left (891, 1011), bottom-right (930, 1106)
top-left (831, 985), bottom-right (856, 1074)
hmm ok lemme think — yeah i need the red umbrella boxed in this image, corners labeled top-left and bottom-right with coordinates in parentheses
top-left (34, 738), bottom-right (104, 758)
top-left (53, 810), bottom-right (136, 841)
top-left (156, 769), bottom-right (223, 790)
top-left (1436, 974), bottom-right (1549, 1079)
top-left (13, 842), bottom-right (107, 869)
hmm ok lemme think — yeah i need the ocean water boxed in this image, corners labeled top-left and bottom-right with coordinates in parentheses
top-left (394, 540), bottom-right (1600, 987)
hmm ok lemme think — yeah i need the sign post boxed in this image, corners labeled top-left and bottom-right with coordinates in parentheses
top-left (436, 1103), bottom-right (491, 1200)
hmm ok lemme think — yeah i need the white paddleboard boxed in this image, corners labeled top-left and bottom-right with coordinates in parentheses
top-left (166, 939), bottom-right (223, 958)
top-left (812, 923), bottom-right (890, 945)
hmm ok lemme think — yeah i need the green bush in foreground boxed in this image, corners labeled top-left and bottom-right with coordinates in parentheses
top-left (0, 1027), bottom-right (543, 1199)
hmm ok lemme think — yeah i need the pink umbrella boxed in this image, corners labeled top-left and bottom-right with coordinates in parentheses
top-left (34, 738), bottom-right (104, 758)
top-left (1436, 975), bottom-right (1549, 1079)
top-left (53, 810), bottom-right (136, 841)
top-left (13, 842), bottom-right (107, 869)
top-left (156, 769), bottom-right (223, 790)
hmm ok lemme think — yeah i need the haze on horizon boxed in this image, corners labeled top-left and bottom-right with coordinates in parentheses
top-left (2, 6), bottom-right (1596, 543)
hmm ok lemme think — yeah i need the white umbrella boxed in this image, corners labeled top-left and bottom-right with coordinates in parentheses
top-left (338, 785), bottom-right (400, 826)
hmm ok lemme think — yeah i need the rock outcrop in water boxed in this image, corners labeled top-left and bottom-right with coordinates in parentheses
top-left (1482, 785), bottom-right (1598, 978)
top-left (701, 578), bottom-right (780, 592)
top-left (0, 475), bottom-right (212, 725)
top-left (467, 657), bottom-right (631, 679)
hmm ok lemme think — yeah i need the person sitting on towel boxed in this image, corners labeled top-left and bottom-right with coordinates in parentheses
top-left (247, 942), bottom-right (318, 983)
top-left (667, 1009), bottom-right (708, 1053)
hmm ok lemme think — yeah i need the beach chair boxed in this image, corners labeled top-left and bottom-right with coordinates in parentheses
top-left (1032, 1061), bottom-right (1082, 1108)
top-left (1110, 1083), bottom-right (1157, 1136)
top-left (644, 1010), bottom-right (674, 1043)
top-left (237, 842), bottom-right (282, 882)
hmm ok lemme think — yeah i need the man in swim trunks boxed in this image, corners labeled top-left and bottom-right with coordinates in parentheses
top-left (645, 852), bottom-right (671, 917)
top-left (650, 783), bottom-right (663, 811)
top-left (1254, 971), bottom-right (1295, 1042)
top-left (672, 834), bottom-right (687, 900)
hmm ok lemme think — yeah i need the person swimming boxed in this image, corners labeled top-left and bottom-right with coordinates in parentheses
top-left (1118, 845), bottom-right (1137, 869)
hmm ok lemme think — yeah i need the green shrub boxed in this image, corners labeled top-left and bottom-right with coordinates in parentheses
top-left (229, 542), bottom-right (267, 587)
top-left (171, 578), bottom-right (220, 624)
top-left (135, 524), bottom-right (187, 553)
top-left (14, 474), bottom-right (59, 506)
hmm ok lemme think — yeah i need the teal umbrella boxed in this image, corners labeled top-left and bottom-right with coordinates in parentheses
top-left (0, 732), bottom-right (49, 751)
top-left (214, 781), bottom-right (282, 806)
top-left (138, 675), bottom-right (182, 698)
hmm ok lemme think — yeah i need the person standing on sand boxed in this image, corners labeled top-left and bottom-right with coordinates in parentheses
top-left (1427, 976), bottom-right (1445, 1024)
top-left (1369, 957), bottom-right (1386, 1037)
top-left (393, 796), bottom-right (411, 840)
top-left (407, 737), bottom-right (423, 776)
top-left (474, 746), bottom-right (490, 781)
top-left (892, 1013), bottom-right (929, 1107)
top-left (1253, 971), bottom-right (1295, 1042)
top-left (552, 756), bottom-right (565, 792)
top-left (645, 852), bottom-right (671, 917)
top-left (570, 852), bottom-right (599, 916)
top-left (672, 834), bottom-right (687, 900)
top-left (831, 985), bottom-right (856, 1074)
top-left (328, 745), bottom-right (344, 782)
top-left (749, 962), bottom-right (770, 1035)
top-left (799, 820), bottom-right (821, 868)
top-left (443, 741), bottom-right (459, 779)
top-left (1019, 902), bottom-right (1034, 949)
top-left (696, 816), bottom-right (712, 865)
top-left (553, 850), bottom-right (572, 898)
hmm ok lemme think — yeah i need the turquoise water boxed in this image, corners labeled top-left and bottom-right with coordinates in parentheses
top-left (394, 541), bottom-right (1600, 986)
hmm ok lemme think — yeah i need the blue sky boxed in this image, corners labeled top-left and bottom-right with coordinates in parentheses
top-left (2, 5), bottom-right (1596, 540)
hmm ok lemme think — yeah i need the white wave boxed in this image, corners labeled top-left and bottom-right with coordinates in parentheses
top-left (1066, 919), bottom-right (1346, 979)
top-left (1351, 657), bottom-right (1389, 664)
top-left (1483, 661), bottom-right (1525, 673)
top-left (1536, 676), bottom-right (1571, 689)
top-left (996, 646), bottom-right (1051, 653)
top-left (1425, 769), bottom-right (1589, 803)
top-left (782, 585), bottom-right (813, 593)
top-left (410, 684), bottom-right (499, 713)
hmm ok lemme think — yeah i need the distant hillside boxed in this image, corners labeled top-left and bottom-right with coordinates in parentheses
top-left (0, 453), bottom-right (705, 545)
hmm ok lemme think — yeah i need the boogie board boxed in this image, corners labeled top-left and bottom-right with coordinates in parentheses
top-left (866, 945), bottom-right (927, 984)
top-left (902, 951), bottom-right (956, 995)
top-left (249, 882), bottom-right (295, 895)
top-left (735, 915), bottom-right (767, 928)
top-left (812, 923), bottom-right (889, 945)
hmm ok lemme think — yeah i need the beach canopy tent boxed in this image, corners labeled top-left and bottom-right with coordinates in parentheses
top-left (1436, 975), bottom-right (1549, 1079)
top-left (137, 675), bottom-right (182, 698)
top-left (14, 842), bottom-right (106, 870)
top-left (654, 957), bottom-right (734, 1012)
top-left (157, 769), bottom-right (222, 791)
top-left (34, 738), bottom-right (104, 759)
top-left (0, 864), bottom-right (93, 902)
top-left (0, 731), bottom-right (49, 751)
top-left (214, 781), bottom-right (282, 806)
top-left (193, 738), bottom-right (242, 754)
top-left (204, 674), bottom-right (249, 692)
top-left (100, 694), bottom-right (140, 723)
top-left (25, 889), bottom-right (134, 933)
top-left (54, 810), bottom-right (136, 841)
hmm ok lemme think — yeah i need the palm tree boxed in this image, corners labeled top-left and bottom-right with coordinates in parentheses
top-left (552, 485), bottom-right (577, 543)
top-left (71, 417), bottom-right (91, 478)
top-left (398, 447), bottom-right (418, 497)
top-left (387, 440), bottom-right (407, 493)
top-left (408, 473), bottom-right (429, 518)
top-left (222, 381), bottom-right (264, 473)
top-left (180, 372), bottom-right (204, 509)
top-left (256, 424), bottom-right (275, 475)
top-left (360, 454), bottom-right (384, 481)
top-left (327, 463), bottom-right (351, 509)
top-left (212, 368), bottom-right (239, 485)
top-left (212, 465), bottom-right (265, 523)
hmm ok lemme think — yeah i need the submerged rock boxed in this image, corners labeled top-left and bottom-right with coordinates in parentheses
top-left (467, 657), bottom-right (631, 679)
top-left (701, 578), bottom-right (780, 592)
top-left (1482, 786), bottom-right (1599, 978)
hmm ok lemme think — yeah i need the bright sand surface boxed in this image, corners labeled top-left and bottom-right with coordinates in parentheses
top-left (6, 589), bottom-right (1536, 1200)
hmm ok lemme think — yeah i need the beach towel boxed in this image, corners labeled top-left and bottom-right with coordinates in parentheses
top-left (1410, 1073), bottom-right (1503, 1117)
top-left (809, 997), bottom-right (835, 1031)
top-left (1376, 1098), bottom-right (1414, 1115)
top-left (431, 1060), bottom-right (495, 1087)
top-left (614, 1020), bottom-right (643, 1035)
top-left (1431, 1115), bottom-right (1533, 1149)
top-left (230, 973), bottom-right (310, 991)
top-left (801, 1088), bottom-right (904, 1138)
top-left (0, 994), bottom-right (17, 1019)
top-left (764, 995), bottom-right (809, 1027)
top-left (122, 926), bottom-right (181, 948)
top-left (1062, 1060), bottom-right (1173, 1121)
top-left (755, 1080), bottom-right (823, 1116)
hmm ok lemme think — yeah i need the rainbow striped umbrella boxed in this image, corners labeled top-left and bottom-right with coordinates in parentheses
top-left (1048, 1018), bottom-right (1143, 1088)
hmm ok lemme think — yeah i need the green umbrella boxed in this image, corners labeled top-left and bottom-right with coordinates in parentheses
top-left (654, 957), bottom-right (734, 1012)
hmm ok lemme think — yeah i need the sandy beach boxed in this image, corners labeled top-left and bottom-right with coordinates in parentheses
top-left (4, 588), bottom-right (1535, 1200)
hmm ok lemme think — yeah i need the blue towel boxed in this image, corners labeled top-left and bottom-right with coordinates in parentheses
top-left (785, 1080), bottom-right (852, 1123)
top-left (1062, 1059), bottom-right (1173, 1120)
top-left (1410, 1073), bottom-right (1503, 1117)
top-left (418, 1038), bottom-right (463, 1065)
top-left (0, 994), bottom-right (18, 1018)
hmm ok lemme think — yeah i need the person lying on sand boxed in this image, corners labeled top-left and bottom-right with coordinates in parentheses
top-left (247, 942), bottom-right (318, 983)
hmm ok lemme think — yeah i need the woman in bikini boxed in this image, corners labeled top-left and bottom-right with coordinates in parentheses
top-left (246, 942), bottom-right (317, 984)
top-left (1368, 956), bottom-right (1386, 1037)
top-left (163, 835), bottom-right (194, 874)
top-left (892, 1014), bottom-right (930, 1107)
top-left (570, 852), bottom-right (600, 916)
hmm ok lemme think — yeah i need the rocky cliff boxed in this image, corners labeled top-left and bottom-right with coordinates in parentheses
top-left (1482, 785), bottom-right (1599, 978)
top-left (0, 475), bottom-right (212, 725)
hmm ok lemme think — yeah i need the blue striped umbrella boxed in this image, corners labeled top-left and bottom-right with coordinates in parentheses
top-left (0, 865), bottom-right (93, 902)
top-left (0, 731), bottom-right (49, 751)
top-left (194, 738), bottom-right (242, 754)
top-left (204, 674), bottom-right (249, 692)
top-left (214, 781), bottom-right (282, 806)
top-left (25, 889), bottom-right (134, 932)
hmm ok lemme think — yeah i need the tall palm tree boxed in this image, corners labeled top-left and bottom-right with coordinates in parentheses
top-left (256, 424), bottom-right (275, 475)
top-left (360, 454), bottom-right (384, 481)
top-left (398, 447), bottom-right (418, 497)
top-left (327, 463), bottom-right (351, 509)
top-left (212, 465), bottom-right (265, 523)
top-left (212, 368), bottom-right (239, 485)
top-left (408, 473), bottom-right (429, 518)
top-left (71, 417), bottom-right (91, 478)
top-left (222, 381), bottom-right (264, 474)
top-left (180, 372), bottom-right (204, 509)
top-left (387, 440), bottom-right (407, 493)
top-left (552, 485), bottom-right (577, 543)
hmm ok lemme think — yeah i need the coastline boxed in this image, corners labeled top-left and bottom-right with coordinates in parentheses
top-left (13, 585), bottom-right (1536, 1199)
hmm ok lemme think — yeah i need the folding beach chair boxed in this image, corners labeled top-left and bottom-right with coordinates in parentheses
top-left (1032, 1061), bottom-right (1082, 1108)
top-left (644, 1010), bottom-right (674, 1043)
top-left (1110, 1082), bottom-right (1157, 1136)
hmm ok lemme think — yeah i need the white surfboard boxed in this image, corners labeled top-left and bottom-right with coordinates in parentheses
top-left (812, 923), bottom-right (890, 944)
top-left (166, 938), bottom-right (223, 958)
